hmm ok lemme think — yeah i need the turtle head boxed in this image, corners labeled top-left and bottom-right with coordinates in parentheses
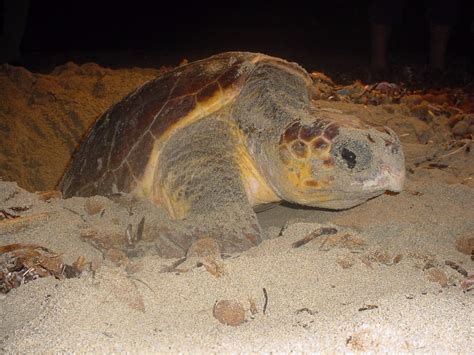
top-left (267, 114), bottom-right (405, 209)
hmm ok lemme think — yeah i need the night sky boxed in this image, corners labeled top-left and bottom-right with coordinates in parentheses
top-left (2, 0), bottom-right (473, 74)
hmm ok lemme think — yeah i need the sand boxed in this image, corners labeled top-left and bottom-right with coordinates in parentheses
top-left (0, 62), bottom-right (473, 353)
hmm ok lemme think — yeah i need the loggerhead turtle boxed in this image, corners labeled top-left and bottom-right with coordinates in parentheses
top-left (60, 52), bottom-right (405, 257)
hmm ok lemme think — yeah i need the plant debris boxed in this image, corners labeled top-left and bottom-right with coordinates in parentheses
top-left (0, 209), bottom-right (19, 220)
top-left (358, 304), bottom-right (379, 312)
top-left (460, 275), bottom-right (474, 292)
top-left (444, 260), bottom-right (468, 277)
top-left (263, 287), bottom-right (268, 315)
top-left (295, 307), bottom-right (318, 315)
top-left (0, 243), bottom-right (86, 293)
top-left (320, 233), bottom-right (367, 252)
top-left (360, 249), bottom-right (402, 268)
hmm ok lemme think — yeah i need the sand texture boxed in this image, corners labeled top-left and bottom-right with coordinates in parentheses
top-left (0, 62), bottom-right (473, 353)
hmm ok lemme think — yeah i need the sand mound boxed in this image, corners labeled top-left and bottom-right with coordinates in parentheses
top-left (0, 63), bottom-right (165, 191)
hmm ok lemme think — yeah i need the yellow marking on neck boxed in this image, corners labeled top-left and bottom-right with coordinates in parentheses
top-left (234, 129), bottom-right (280, 207)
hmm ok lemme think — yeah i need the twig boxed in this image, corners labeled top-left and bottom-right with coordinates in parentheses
top-left (128, 276), bottom-right (157, 296)
top-left (160, 257), bottom-right (187, 273)
top-left (136, 217), bottom-right (145, 242)
top-left (358, 304), bottom-right (379, 312)
top-left (319, 236), bottom-right (330, 251)
top-left (292, 227), bottom-right (338, 248)
top-left (439, 143), bottom-right (469, 158)
top-left (263, 287), bottom-right (268, 315)
top-left (64, 207), bottom-right (86, 221)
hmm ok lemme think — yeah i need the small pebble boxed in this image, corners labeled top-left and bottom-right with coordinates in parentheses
top-left (213, 300), bottom-right (245, 326)
top-left (84, 197), bottom-right (106, 215)
top-left (425, 268), bottom-right (448, 287)
top-left (452, 120), bottom-right (470, 137)
top-left (455, 234), bottom-right (474, 255)
top-left (186, 237), bottom-right (220, 258)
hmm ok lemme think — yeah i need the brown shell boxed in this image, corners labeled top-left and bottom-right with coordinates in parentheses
top-left (60, 52), bottom-right (308, 197)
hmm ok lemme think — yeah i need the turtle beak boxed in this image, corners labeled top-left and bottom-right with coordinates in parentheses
top-left (383, 164), bottom-right (405, 192)
top-left (359, 164), bottom-right (405, 193)
top-left (378, 126), bottom-right (405, 193)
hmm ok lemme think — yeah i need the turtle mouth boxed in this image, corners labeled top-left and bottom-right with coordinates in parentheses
top-left (352, 164), bottom-right (405, 193)
top-left (299, 162), bottom-right (405, 209)
top-left (302, 190), bottom-right (384, 209)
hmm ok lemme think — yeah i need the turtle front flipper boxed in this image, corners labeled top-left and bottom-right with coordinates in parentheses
top-left (154, 117), bottom-right (262, 255)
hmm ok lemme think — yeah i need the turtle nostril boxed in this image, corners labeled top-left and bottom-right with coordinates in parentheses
top-left (341, 148), bottom-right (356, 169)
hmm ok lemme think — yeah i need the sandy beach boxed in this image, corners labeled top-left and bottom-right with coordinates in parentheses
top-left (0, 61), bottom-right (473, 352)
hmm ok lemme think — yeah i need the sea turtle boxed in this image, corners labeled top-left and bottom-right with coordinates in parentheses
top-left (60, 52), bottom-right (405, 257)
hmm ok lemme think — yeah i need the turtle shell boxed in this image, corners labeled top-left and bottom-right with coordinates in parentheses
top-left (59, 52), bottom-right (309, 197)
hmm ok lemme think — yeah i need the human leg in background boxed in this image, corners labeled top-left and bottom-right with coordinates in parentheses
top-left (0, 0), bottom-right (30, 64)
top-left (368, 0), bottom-right (406, 81)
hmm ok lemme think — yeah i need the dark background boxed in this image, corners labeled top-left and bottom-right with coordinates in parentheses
top-left (2, 0), bottom-right (473, 80)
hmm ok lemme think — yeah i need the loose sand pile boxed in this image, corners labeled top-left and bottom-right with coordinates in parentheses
top-left (0, 63), bottom-right (167, 191)
top-left (0, 62), bottom-right (473, 352)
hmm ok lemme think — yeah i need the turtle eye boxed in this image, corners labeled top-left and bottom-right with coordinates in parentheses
top-left (332, 139), bottom-right (372, 172)
top-left (341, 148), bottom-right (356, 169)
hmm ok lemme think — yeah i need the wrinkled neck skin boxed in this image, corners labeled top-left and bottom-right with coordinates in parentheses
top-left (233, 63), bottom-right (405, 210)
